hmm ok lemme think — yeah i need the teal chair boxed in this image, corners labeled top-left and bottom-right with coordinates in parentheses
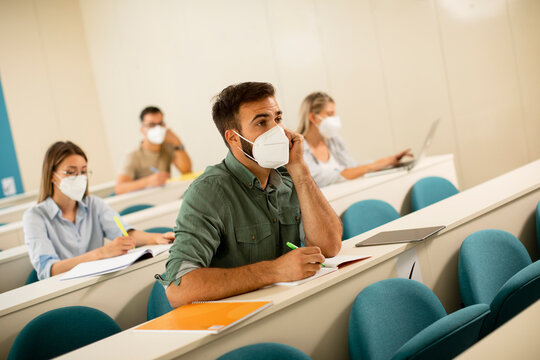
top-left (411, 177), bottom-right (458, 211)
top-left (8, 306), bottom-right (121, 360)
top-left (217, 342), bottom-right (312, 360)
top-left (458, 229), bottom-right (540, 337)
top-left (118, 203), bottom-right (154, 216)
top-left (342, 199), bottom-right (400, 240)
top-left (348, 278), bottom-right (490, 360)
top-left (458, 230), bottom-right (531, 306)
top-left (145, 226), bottom-right (173, 233)
top-left (25, 269), bottom-right (39, 285)
top-left (147, 276), bottom-right (174, 321)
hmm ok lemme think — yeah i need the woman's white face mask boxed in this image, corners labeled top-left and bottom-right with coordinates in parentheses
top-left (316, 115), bottom-right (342, 138)
top-left (146, 125), bottom-right (167, 145)
top-left (233, 125), bottom-right (290, 169)
top-left (54, 173), bottom-right (87, 201)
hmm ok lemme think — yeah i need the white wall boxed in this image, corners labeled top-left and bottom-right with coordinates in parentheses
top-left (0, 0), bottom-right (113, 192)
top-left (1, 0), bottom-right (539, 191)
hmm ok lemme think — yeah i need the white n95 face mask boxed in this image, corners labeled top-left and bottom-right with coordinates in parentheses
top-left (55, 174), bottom-right (87, 201)
top-left (234, 125), bottom-right (290, 169)
top-left (318, 115), bottom-right (342, 138)
top-left (146, 125), bottom-right (167, 144)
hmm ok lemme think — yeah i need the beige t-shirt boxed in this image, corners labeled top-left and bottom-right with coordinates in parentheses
top-left (122, 143), bottom-right (175, 180)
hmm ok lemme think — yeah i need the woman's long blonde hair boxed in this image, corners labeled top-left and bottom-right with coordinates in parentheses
top-left (297, 92), bottom-right (334, 135)
top-left (38, 141), bottom-right (89, 203)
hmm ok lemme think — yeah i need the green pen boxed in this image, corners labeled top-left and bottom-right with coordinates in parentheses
top-left (286, 242), bottom-right (326, 267)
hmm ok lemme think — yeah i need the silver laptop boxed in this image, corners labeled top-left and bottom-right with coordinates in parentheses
top-left (364, 118), bottom-right (441, 178)
top-left (355, 225), bottom-right (446, 247)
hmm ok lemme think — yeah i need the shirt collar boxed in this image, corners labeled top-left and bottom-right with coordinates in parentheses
top-left (224, 151), bottom-right (283, 191)
top-left (42, 196), bottom-right (89, 220)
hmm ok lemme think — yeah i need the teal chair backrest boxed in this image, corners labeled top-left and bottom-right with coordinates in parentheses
top-left (119, 203), bottom-right (154, 216)
top-left (8, 306), bottom-right (121, 360)
top-left (348, 278), bottom-right (489, 360)
top-left (411, 176), bottom-right (458, 211)
top-left (536, 201), bottom-right (540, 252)
top-left (147, 277), bottom-right (174, 321)
top-left (217, 342), bottom-right (312, 360)
top-left (342, 199), bottom-right (400, 240)
top-left (458, 229), bottom-right (531, 306)
top-left (349, 278), bottom-right (446, 360)
top-left (480, 260), bottom-right (540, 338)
top-left (25, 269), bottom-right (39, 285)
top-left (145, 226), bottom-right (173, 233)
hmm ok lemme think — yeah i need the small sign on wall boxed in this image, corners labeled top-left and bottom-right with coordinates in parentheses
top-left (395, 247), bottom-right (423, 282)
top-left (2, 177), bottom-right (16, 197)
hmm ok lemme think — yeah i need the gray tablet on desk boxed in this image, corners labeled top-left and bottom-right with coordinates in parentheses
top-left (355, 226), bottom-right (446, 247)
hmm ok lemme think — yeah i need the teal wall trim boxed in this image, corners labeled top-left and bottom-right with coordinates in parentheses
top-left (0, 76), bottom-right (24, 198)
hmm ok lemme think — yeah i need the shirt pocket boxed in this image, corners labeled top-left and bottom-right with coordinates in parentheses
top-left (279, 206), bottom-right (302, 246)
top-left (235, 223), bottom-right (274, 263)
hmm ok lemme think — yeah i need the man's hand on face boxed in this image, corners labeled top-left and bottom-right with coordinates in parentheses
top-left (283, 128), bottom-right (309, 176)
top-left (164, 128), bottom-right (182, 147)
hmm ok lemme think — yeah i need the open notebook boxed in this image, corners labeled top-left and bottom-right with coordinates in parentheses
top-left (135, 300), bottom-right (272, 333)
top-left (60, 244), bottom-right (172, 281)
top-left (273, 253), bottom-right (371, 286)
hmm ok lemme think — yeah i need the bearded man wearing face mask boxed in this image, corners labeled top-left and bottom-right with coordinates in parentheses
top-left (298, 92), bottom-right (412, 187)
top-left (114, 106), bottom-right (192, 195)
top-left (159, 82), bottom-right (342, 308)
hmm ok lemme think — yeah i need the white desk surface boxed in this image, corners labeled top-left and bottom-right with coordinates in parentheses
top-left (322, 154), bottom-right (457, 215)
top-left (457, 300), bottom-right (540, 360)
top-left (57, 159), bottom-right (540, 360)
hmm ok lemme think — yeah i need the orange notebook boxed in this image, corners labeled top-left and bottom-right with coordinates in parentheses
top-left (134, 300), bottom-right (272, 334)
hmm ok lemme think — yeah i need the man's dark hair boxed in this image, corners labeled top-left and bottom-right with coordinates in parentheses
top-left (140, 106), bottom-right (162, 122)
top-left (212, 82), bottom-right (275, 147)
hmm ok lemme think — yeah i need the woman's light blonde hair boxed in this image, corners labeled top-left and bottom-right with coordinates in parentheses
top-left (297, 91), bottom-right (334, 135)
top-left (38, 141), bottom-right (89, 203)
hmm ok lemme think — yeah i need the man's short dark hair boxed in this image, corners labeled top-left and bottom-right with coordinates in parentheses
top-left (212, 82), bottom-right (275, 147)
top-left (140, 106), bottom-right (162, 122)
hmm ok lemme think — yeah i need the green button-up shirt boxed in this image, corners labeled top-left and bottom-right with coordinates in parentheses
top-left (159, 151), bottom-right (304, 287)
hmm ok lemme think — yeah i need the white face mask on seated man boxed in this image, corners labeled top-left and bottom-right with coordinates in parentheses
top-left (146, 125), bottom-right (167, 145)
top-left (233, 125), bottom-right (290, 169)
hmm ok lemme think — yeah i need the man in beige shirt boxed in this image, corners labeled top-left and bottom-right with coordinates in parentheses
top-left (115, 106), bottom-right (192, 195)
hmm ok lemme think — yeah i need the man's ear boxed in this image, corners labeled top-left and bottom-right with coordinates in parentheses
top-left (225, 129), bottom-right (238, 148)
top-left (140, 126), bottom-right (146, 137)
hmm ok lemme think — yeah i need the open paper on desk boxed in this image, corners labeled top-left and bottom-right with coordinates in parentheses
top-left (134, 300), bottom-right (272, 333)
top-left (59, 244), bottom-right (172, 281)
top-left (274, 253), bottom-right (371, 286)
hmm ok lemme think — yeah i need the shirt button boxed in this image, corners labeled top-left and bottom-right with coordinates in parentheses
top-left (273, 218), bottom-right (277, 223)
top-left (248, 183), bottom-right (252, 187)
top-left (295, 216), bottom-right (300, 222)
top-left (251, 235), bottom-right (256, 240)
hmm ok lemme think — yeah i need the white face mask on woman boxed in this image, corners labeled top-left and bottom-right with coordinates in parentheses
top-left (146, 125), bottom-right (167, 145)
top-left (54, 173), bottom-right (87, 201)
top-left (233, 125), bottom-right (290, 169)
top-left (317, 115), bottom-right (342, 138)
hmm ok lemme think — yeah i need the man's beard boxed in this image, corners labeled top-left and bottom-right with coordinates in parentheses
top-left (239, 134), bottom-right (255, 161)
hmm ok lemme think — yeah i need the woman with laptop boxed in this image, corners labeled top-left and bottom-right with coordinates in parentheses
top-left (297, 92), bottom-right (412, 187)
top-left (23, 141), bottom-right (174, 280)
